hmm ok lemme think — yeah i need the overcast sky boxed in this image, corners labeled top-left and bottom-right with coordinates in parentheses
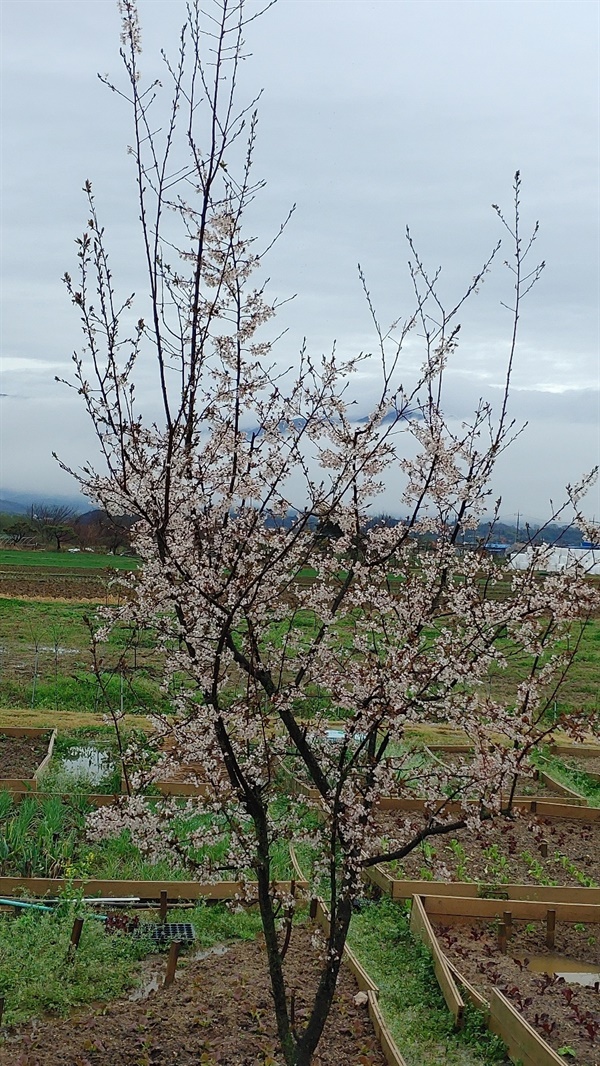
top-left (1, 0), bottom-right (598, 522)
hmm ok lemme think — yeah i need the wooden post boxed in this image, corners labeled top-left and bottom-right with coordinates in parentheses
top-left (503, 910), bottom-right (513, 938)
top-left (163, 941), bottom-right (181, 988)
top-left (546, 909), bottom-right (556, 950)
top-left (68, 917), bottom-right (84, 960)
top-left (540, 840), bottom-right (548, 858)
top-left (159, 890), bottom-right (168, 923)
top-left (309, 898), bottom-right (317, 919)
top-left (498, 922), bottom-right (507, 954)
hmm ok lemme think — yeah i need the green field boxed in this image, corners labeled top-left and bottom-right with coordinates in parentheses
top-left (0, 596), bottom-right (167, 715)
top-left (0, 589), bottom-right (598, 720)
top-left (0, 549), bottom-right (138, 570)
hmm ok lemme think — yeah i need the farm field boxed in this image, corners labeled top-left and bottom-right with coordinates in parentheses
top-left (1, 734), bottom-right (598, 1062)
top-left (0, 554), bottom-right (598, 1064)
top-left (435, 917), bottom-right (600, 1064)
top-left (377, 808), bottom-right (600, 888)
top-left (0, 550), bottom-right (138, 570)
top-left (1, 583), bottom-right (599, 719)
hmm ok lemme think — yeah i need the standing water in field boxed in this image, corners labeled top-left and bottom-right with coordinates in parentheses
top-left (524, 955), bottom-right (600, 987)
top-left (57, 746), bottom-right (114, 785)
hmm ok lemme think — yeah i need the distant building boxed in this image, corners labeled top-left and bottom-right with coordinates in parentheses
top-left (484, 542), bottom-right (509, 555)
top-left (508, 545), bottom-right (600, 576)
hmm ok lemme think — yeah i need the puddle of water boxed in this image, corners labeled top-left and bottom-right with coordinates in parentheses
top-left (59, 747), bottom-right (113, 783)
top-left (37, 646), bottom-right (79, 655)
top-left (129, 943), bottom-right (230, 1001)
top-left (190, 943), bottom-right (229, 963)
top-left (523, 954), bottom-right (600, 987)
top-left (130, 972), bottom-right (161, 1001)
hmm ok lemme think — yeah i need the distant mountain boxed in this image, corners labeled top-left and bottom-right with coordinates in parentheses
top-left (0, 489), bottom-right (88, 515)
top-left (356, 408), bottom-right (423, 424)
top-left (0, 497), bottom-right (29, 515)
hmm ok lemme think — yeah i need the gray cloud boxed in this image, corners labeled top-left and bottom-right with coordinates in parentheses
top-left (1, 0), bottom-right (598, 521)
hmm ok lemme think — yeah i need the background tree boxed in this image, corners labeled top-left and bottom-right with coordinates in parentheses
top-left (74, 509), bottom-right (135, 554)
top-left (63, 2), bottom-right (598, 1063)
top-left (0, 515), bottom-right (37, 546)
top-left (30, 504), bottom-right (78, 552)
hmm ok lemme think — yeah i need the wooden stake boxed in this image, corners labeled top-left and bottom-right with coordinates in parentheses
top-left (540, 840), bottom-right (548, 858)
top-left (68, 917), bottom-right (84, 959)
top-left (163, 941), bottom-right (181, 988)
top-left (498, 922), bottom-right (507, 954)
top-left (503, 910), bottom-right (513, 938)
top-left (546, 909), bottom-right (556, 950)
top-left (159, 890), bottom-right (168, 923)
top-left (309, 898), bottom-right (317, 919)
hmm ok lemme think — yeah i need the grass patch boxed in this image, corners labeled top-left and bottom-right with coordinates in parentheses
top-left (0, 549), bottom-right (138, 570)
top-left (0, 907), bottom-right (149, 1026)
top-left (534, 750), bottom-right (600, 807)
top-left (349, 898), bottom-right (510, 1066)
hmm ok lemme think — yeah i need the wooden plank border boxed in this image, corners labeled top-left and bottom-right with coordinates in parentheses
top-left (376, 795), bottom-right (599, 818)
top-left (363, 864), bottom-right (395, 896)
top-left (33, 728), bottom-right (57, 780)
top-left (367, 991), bottom-right (407, 1066)
top-left (446, 961), bottom-right (489, 1014)
top-left (0, 876), bottom-right (308, 900)
top-left (0, 779), bottom-right (39, 792)
top-left (374, 877), bottom-right (600, 906)
top-left (409, 895), bottom-right (465, 1027)
top-left (421, 893), bottom-right (600, 924)
top-left (550, 743), bottom-right (600, 759)
top-left (489, 989), bottom-right (565, 1066)
top-left (4, 790), bottom-right (121, 807)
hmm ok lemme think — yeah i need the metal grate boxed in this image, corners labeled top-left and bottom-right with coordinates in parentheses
top-left (133, 922), bottom-right (196, 943)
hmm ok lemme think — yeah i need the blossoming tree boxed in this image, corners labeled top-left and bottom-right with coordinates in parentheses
top-left (62, 1), bottom-right (598, 1062)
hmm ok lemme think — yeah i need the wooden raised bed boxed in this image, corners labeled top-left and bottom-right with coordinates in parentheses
top-left (0, 727), bottom-right (56, 791)
top-left (364, 863), bottom-right (600, 906)
top-left (409, 895), bottom-right (580, 1066)
top-left (0, 874), bottom-right (308, 901)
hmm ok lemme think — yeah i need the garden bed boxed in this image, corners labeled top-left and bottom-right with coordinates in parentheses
top-left (0, 728), bottom-right (55, 787)
top-left (0, 921), bottom-right (391, 1066)
top-left (376, 807), bottom-right (600, 889)
top-left (434, 915), bottom-right (600, 1064)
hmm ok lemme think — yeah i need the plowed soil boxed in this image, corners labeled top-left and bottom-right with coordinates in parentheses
top-left (0, 923), bottom-right (388, 1066)
top-left (0, 567), bottom-right (128, 602)
top-left (0, 733), bottom-right (50, 778)
top-left (377, 809), bottom-right (600, 887)
top-left (435, 918), bottom-right (600, 1065)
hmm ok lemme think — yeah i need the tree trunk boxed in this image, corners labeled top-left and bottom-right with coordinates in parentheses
top-left (293, 897), bottom-right (353, 1066)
